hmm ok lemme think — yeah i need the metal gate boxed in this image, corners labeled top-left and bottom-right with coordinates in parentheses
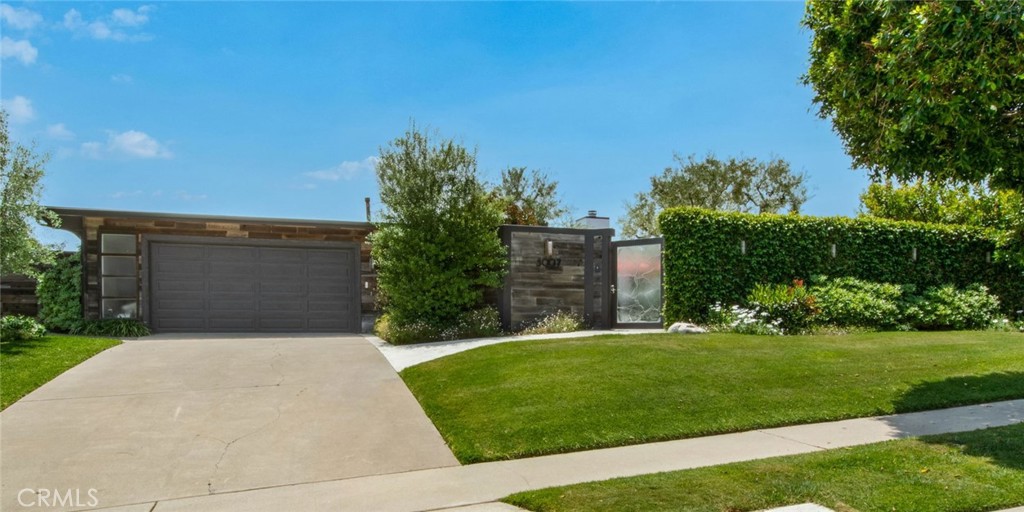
top-left (610, 238), bottom-right (663, 328)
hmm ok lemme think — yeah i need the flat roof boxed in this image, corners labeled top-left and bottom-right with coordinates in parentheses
top-left (47, 206), bottom-right (373, 232)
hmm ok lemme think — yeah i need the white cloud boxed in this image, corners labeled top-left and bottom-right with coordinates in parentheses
top-left (176, 191), bottom-right (207, 201)
top-left (1, 36), bottom-right (38, 65)
top-left (304, 156), bottom-right (379, 181)
top-left (63, 7), bottom-right (153, 42)
top-left (81, 130), bottom-right (173, 159)
top-left (46, 123), bottom-right (75, 140)
top-left (111, 73), bottom-right (133, 84)
top-left (1, 5), bottom-right (43, 30)
top-left (2, 96), bottom-right (35, 123)
top-left (111, 6), bottom-right (153, 27)
top-left (111, 190), bottom-right (144, 199)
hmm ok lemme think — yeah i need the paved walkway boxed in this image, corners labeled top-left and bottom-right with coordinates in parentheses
top-left (368, 329), bottom-right (664, 371)
top-left (96, 399), bottom-right (1023, 512)
top-left (0, 335), bottom-right (458, 512)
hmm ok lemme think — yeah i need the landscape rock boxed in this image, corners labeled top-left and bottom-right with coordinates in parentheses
top-left (667, 322), bottom-right (707, 334)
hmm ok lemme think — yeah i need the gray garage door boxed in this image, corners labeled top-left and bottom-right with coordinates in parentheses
top-left (148, 241), bottom-right (359, 333)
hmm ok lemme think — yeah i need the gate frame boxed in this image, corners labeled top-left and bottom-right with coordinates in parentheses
top-left (610, 237), bottom-right (664, 329)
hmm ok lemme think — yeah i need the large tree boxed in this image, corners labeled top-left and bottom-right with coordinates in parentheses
top-left (1, 110), bottom-right (59, 277)
top-left (620, 153), bottom-right (808, 238)
top-left (491, 167), bottom-right (570, 226)
top-left (370, 124), bottom-right (506, 329)
top-left (803, 1), bottom-right (1024, 192)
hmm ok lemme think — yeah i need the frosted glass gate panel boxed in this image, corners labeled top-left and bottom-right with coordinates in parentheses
top-left (613, 241), bottom-right (662, 325)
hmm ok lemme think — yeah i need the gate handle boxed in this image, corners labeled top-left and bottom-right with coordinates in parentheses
top-left (610, 284), bottom-right (616, 294)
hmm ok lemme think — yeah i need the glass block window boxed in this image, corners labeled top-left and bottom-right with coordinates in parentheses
top-left (100, 233), bottom-right (139, 319)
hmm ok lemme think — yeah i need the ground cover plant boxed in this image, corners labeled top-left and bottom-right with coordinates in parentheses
top-left (401, 331), bottom-right (1024, 463)
top-left (506, 423), bottom-right (1024, 512)
top-left (519, 310), bottom-right (586, 335)
top-left (1, 334), bottom-right (121, 409)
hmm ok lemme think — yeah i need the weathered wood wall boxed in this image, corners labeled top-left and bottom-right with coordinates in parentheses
top-left (0, 274), bottom-right (39, 318)
top-left (497, 226), bottom-right (613, 330)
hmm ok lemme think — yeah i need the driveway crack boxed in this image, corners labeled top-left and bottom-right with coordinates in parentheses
top-left (206, 404), bottom-right (284, 494)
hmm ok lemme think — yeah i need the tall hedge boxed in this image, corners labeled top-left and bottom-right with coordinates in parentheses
top-left (660, 207), bottom-right (1023, 323)
top-left (36, 251), bottom-right (82, 331)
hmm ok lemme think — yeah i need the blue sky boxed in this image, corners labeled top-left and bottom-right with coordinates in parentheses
top-left (2, 1), bottom-right (868, 248)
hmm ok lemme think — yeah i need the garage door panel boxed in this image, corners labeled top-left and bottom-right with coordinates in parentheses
top-left (208, 280), bottom-right (257, 293)
top-left (260, 281), bottom-right (305, 294)
top-left (154, 280), bottom-right (205, 292)
top-left (154, 260), bottom-right (205, 275)
top-left (150, 241), bottom-right (358, 333)
top-left (260, 263), bottom-right (306, 278)
top-left (209, 261), bottom-right (259, 276)
top-left (209, 317), bottom-right (258, 330)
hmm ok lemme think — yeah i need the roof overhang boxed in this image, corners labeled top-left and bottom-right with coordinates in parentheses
top-left (46, 206), bottom-right (373, 238)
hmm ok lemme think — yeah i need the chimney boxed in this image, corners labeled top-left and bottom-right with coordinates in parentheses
top-left (576, 210), bottom-right (610, 229)
top-left (365, 197), bottom-right (371, 222)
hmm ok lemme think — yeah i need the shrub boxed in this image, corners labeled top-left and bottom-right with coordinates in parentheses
top-left (905, 284), bottom-right (1001, 331)
top-left (1, 315), bottom-right (46, 341)
top-left (810, 276), bottom-right (908, 329)
top-left (520, 310), bottom-right (586, 335)
top-left (70, 319), bottom-right (150, 338)
top-left (376, 306), bottom-right (504, 345)
top-left (660, 207), bottom-right (1022, 323)
top-left (705, 303), bottom-right (782, 335)
top-left (370, 124), bottom-right (507, 338)
top-left (746, 280), bottom-right (819, 334)
top-left (37, 252), bottom-right (82, 332)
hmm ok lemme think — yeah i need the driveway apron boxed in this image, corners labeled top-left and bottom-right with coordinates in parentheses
top-left (0, 335), bottom-right (458, 511)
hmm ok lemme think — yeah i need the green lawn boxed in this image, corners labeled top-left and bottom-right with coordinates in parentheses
top-left (401, 331), bottom-right (1024, 463)
top-left (1, 334), bottom-right (121, 410)
top-left (505, 423), bottom-right (1024, 512)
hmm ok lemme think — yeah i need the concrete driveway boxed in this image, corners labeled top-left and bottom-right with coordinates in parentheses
top-left (0, 335), bottom-right (458, 511)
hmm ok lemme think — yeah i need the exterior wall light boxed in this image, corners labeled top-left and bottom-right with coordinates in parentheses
top-left (537, 239), bottom-right (562, 270)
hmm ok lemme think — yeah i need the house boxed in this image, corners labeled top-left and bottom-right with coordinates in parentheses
top-left (49, 207), bottom-right (662, 334)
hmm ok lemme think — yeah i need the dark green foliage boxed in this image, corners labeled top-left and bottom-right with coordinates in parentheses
top-left (370, 124), bottom-right (506, 342)
top-left (491, 167), bottom-right (569, 226)
top-left (660, 207), bottom-right (1023, 324)
top-left (747, 281), bottom-right (819, 334)
top-left (1, 110), bottom-right (60, 276)
top-left (803, 1), bottom-right (1024, 192)
top-left (860, 180), bottom-right (1024, 266)
top-left (36, 252), bottom-right (82, 332)
top-left (1, 315), bottom-right (46, 341)
top-left (810, 276), bottom-right (908, 329)
top-left (905, 284), bottom-right (1001, 331)
top-left (375, 306), bottom-right (502, 345)
top-left (620, 153), bottom-right (808, 239)
top-left (70, 319), bottom-right (150, 338)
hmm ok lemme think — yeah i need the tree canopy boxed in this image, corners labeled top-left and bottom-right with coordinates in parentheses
top-left (369, 124), bottom-right (506, 328)
top-left (1, 110), bottom-right (59, 276)
top-left (803, 0), bottom-right (1024, 192)
top-left (491, 167), bottom-right (569, 226)
top-left (620, 153), bottom-right (808, 238)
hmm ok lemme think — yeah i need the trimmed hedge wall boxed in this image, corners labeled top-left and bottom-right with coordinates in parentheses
top-left (660, 207), bottom-right (1023, 323)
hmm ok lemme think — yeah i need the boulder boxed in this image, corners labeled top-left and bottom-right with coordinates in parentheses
top-left (667, 322), bottom-right (707, 334)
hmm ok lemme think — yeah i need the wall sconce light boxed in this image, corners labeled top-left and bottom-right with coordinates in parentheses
top-left (538, 239), bottom-right (562, 269)
top-left (911, 247), bottom-right (918, 261)
top-left (830, 243), bottom-right (837, 258)
top-left (740, 240), bottom-right (747, 255)
top-left (986, 252), bottom-right (992, 263)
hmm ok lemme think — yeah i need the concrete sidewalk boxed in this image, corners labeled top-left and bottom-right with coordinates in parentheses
top-left (101, 399), bottom-right (1023, 512)
top-left (367, 329), bottom-right (663, 371)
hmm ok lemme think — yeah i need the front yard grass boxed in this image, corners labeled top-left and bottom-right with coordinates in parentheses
top-left (505, 423), bottom-right (1024, 512)
top-left (1, 334), bottom-right (121, 410)
top-left (400, 331), bottom-right (1024, 463)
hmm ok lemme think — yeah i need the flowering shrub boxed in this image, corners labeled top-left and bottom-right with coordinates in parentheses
top-left (747, 280), bottom-right (820, 334)
top-left (810, 276), bottom-right (909, 329)
top-left (376, 306), bottom-right (503, 345)
top-left (520, 310), bottom-right (586, 335)
top-left (706, 303), bottom-right (782, 335)
top-left (904, 284), bottom-right (1001, 330)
